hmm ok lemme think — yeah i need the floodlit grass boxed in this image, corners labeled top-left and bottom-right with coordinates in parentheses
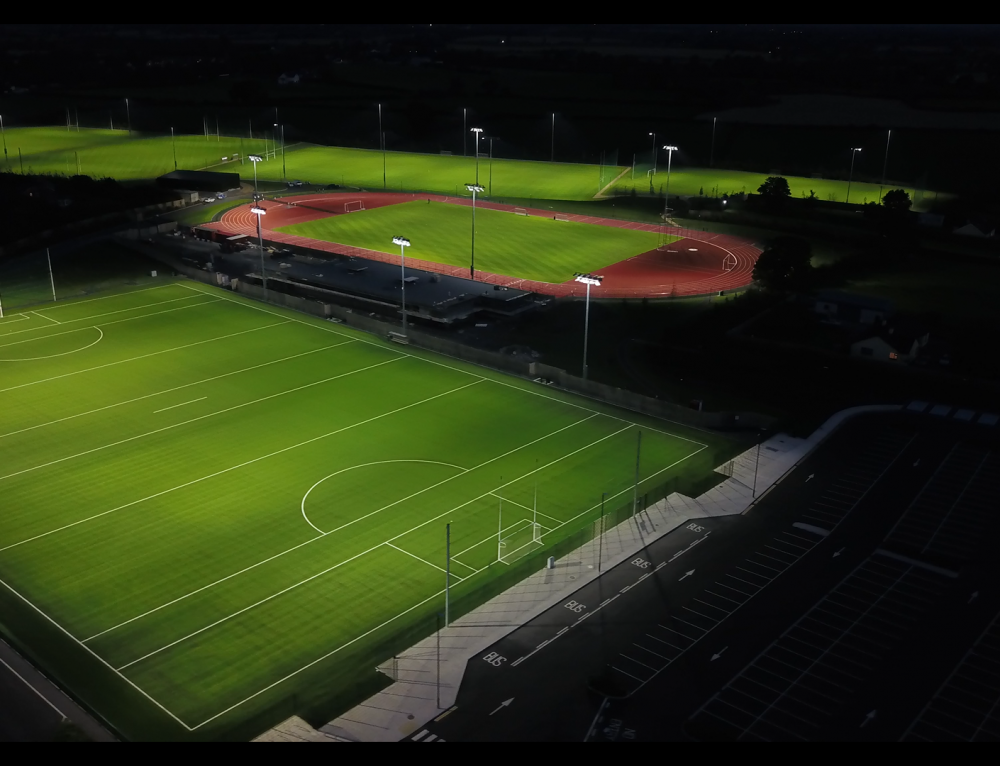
top-left (0, 279), bottom-right (735, 740)
top-left (1, 128), bottom-right (942, 209)
top-left (610, 167), bottom-right (936, 210)
top-left (276, 200), bottom-right (674, 283)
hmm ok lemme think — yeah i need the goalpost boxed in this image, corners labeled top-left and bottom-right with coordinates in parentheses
top-left (513, 208), bottom-right (528, 216)
top-left (344, 200), bottom-right (365, 213)
top-left (722, 253), bottom-right (737, 272)
top-left (496, 484), bottom-right (545, 565)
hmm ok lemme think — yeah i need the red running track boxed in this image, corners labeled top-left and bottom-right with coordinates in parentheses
top-left (207, 192), bottom-right (760, 299)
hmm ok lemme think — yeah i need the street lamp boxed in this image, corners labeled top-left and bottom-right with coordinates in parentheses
top-left (250, 196), bottom-right (268, 298)
top-left (249, 154), bottom-right (263, 193)
top-left (649, 132), bottom-right (657, 175)
top-left (846, 147), bottom-right (862, 205)
top-left (471, 127), bottom-right (483, 185)
top-left (170, 127), bottom-right (177, 170)
top-left (392, 236), bottom-right (411, 336)
top-left (662, 145), bottom-right (677, 213)
top-left (574, 273), bottom-right (603, 380)
top-left (466, 183), bottom-right (484, 279)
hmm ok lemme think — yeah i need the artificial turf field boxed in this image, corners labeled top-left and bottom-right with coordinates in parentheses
top-left (275, 200), bottom-right (677, 284)
top-left (2, 127), bottom-right (936, 208)
top-left (0, 280), bottom-right (735, 740)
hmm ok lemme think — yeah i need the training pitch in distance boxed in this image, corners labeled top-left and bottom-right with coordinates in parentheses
top-left (0, 280), bottom-right (734, 740)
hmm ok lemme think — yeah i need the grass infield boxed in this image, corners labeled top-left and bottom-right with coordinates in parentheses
top-left (275, 200), bottom-right (676, 284)
top-left (0, 279), bottom-right (736, 740)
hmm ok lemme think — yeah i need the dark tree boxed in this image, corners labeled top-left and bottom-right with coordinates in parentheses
top-left (882, 188), bottom-right (912, 212)
top-left (757, 176), bottom-right (792, 200)
top-left (752, 236), bottom-right (813, 292)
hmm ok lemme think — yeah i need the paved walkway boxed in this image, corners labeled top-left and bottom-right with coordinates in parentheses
top-left (260, 404), bottom-right (902, 742)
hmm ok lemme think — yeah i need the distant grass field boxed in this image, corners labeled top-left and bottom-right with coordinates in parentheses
top-left (276, 201), bottom-right (674, 283)
top-left (610, 167), bottom-right (934, 210)
top-left (0, 280), bottom-right (734, 740)
top-left (1, 127), bottom-right (940, 209)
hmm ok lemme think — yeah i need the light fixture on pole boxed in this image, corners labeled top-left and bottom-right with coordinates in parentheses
top-left (662, 145), bottom-right (677, 213)
top-left (574, 272), bottom-right (603, 380)
top-left (649, 132), bottom-right (657, 174)
top-left (170, 127), bottom-right (177, 170)
top-left (249, 154), bottom-right (263, 194)
top-left (879, 129), bottom-right (892, 205)
top-left (250, 196), bottom-right (268, 298)
top-left (470, 127), bottom-right (483, 184)
top-left (392, 236), bottom-right (411, 336)
top-left (846, 147), bottom-right (862, 205)
top-left (125, 98), bottom-right (131, 136)
top-left (466, 183), bottom-right (484, 279)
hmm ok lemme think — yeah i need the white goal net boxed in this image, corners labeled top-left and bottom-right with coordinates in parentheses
top-left (344, 201), bottom-right (365, 213)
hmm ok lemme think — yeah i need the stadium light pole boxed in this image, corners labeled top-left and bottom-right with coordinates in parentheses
top-left (551, 113), bottom-right (555, 162)
top-left (466, 183), bottom-right (484, 279)
top-left (483, 136), bottom-right (497, 197)
top-left (846, 147), bottom-right (862, 205)
top-left (382, 131), bottom-right (387, 190)
top-left (879, 129), bottom-right (892, 205)
top-left (649, 132), bottom-right (657, 174)
top-left (574, 273), bottom-right (603, 380)
top-left (249, 154), bottom-right (263, 194)
top-left (378, 103), bottom-right (382, 151)
top-left (471, 127), bottom-right (483, 185)
top-left (280, 124), bottom-right (286, 181)
top-left (710, 117), bottom-right (717, 168)
top-left (170, 127), bottom-right (177, 170)
top-left (392, 236), bottom-right (411, 336)
top-left (125, 98), bottom-right (131, 136)
top-left (463, 107), bottom-right (467, 156)
top-left (662, 145), bottom-right (677, 214)
top-left (251, 196), bottom-right (268, 299)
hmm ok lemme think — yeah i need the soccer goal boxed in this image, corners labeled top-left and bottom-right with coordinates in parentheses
top-left (344, 200), bottom-right (365, 213)
top-left (723, 253), bottom-right (738, 272)
top-left (553, 214), bottom-right (571, 222)
top-left (514, 208), bottom-right (528, 216)
top-left (498, 519), bottom-right (544, 565)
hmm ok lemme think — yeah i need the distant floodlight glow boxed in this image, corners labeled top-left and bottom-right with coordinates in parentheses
top-left (574, 273), bottom-right (603, 287)
top-left (663, 144), bottom-right (678, 151)
top-left (466, 183), bottom-right (484, 193)
top-left (470, 127), bottom-right (483, 133)
top-left (392, 236), bottom-right (411, 247)
top-left (248, 154), bottom-right (263, 162)
top-left (250, 206), bottom-right (266, 215)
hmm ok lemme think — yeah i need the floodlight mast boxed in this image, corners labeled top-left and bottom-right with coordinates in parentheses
top-left (249, 154), bottom-right (263, 194)
top-left (466, 183), bottom-right (484, 279)
top-left (251, 197), bottom-right (268, 299)
top-left (662, 145), bottom-right (677, 214)
top-left (392, 236), bottom-right (411, 336)
top-left (574, 273), bottom-right (604, 380)
top-left (649, 132), bottom-right (657, 174)
top-left (846, 147), bottom-right (862, 205)
top-left (170, 127), bottom-right (177, 170)
top-left (471, 127), bottom-right (483, 184)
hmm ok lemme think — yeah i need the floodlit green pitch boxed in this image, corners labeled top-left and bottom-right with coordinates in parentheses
top-left (276, 201), bottom-right (674, 283)
top-left (1, 127), bottom-right (936, 208)
top-left (0, 281), bottom-right (734, 740)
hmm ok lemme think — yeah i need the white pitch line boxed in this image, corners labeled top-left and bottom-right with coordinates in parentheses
top-left (176, 282), bottom-right (711, 446)
top-left (84, 413), bottom-right (596, 642)
top-left (0, 356), bottom-right (405, 484)
top-left (385, 543), bottom-right (462, 580)
top-left (153, 397), bottom-right (207, 415)
top-left (0, 293), bottom-right (211, 341)
top-left (2, 379), bottom-right (481, 557)
top-left (0, 333), bottom-right (347, 441)
top-left (0, 327), bottom-right (103, 362)
top-left (0, 574), bottom-right (192, 730)
top-left (0, 299), bottom-right (229, 395)
top-left (31, 311), bottom-right (60, 325)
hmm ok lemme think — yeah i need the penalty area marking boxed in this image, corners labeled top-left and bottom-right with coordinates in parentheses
top-left (0, 313), bottom-right (31, 325)
top-left (0, 328), bottom-right (104, 362)
top-left (300, 460), bottom-right (468, 535)
top-left (31, 311), bottom-right (60, 325)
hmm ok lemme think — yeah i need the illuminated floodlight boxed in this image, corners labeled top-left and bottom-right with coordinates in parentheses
top-left (250, 206), bottom-right (266, 215)
top-left (392, 236), bottom-right (411, 247)
top-left (466, 183), bottom-right (484, 193)
top-left (470, 127), bottom-right (483, 134)
top-left (663, 144), bottom-right (678, 151)
top-left (248, 154), bottom-right (263, 163)
top-left (574, 273), bottom-right (603, 379)
top-left (574, 273), bottom-right (603, 287)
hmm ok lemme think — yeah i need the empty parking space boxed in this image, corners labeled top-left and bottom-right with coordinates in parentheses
top-left (902, 610), bottom-right (1000, 742)
top-left (687, 557), bottom-right (950, 741)
top-left (882, 444), bottom-right (1000, 563)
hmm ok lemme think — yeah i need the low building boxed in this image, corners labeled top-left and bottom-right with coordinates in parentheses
top-left (850, 324), bottom-right (930, 363)
top-left (812, 290), bottom-right (894, 326)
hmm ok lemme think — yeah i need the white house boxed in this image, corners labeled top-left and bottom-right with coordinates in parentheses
top-left (813, 290), bottom-right (894, 326)
top-left (850, 326), bottom-right (929, 363)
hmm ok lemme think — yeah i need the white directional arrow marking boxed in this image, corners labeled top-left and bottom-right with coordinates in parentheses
top-left (805, 474), bottom-right (815, 482)
top-left (679, 569), bottom-right (695, 581)
top-left (490, 698), bottom-right (514, 716)
top-left (913, 459), bottom-right (921, 467)
top-left (833, 548), bottom-right (845, 558)
top-left (710, 647), bottom-right (728, 661)
top-left (969, 591), bottom-right (979, 604)
top-left (860, 710), bottom-right (877, 728)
